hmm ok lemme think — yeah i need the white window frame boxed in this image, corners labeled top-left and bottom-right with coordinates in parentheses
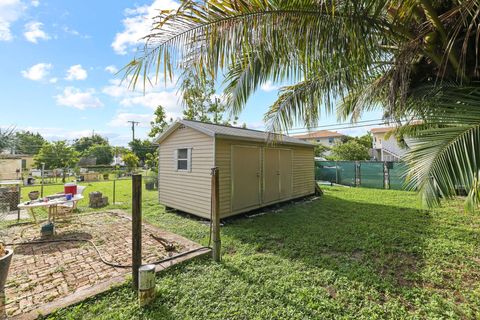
top-left (174, 147), bottom-right (192, 172)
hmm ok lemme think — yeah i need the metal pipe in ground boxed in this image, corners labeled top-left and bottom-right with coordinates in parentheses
top-left (138, 264), bottom-right (156, 306)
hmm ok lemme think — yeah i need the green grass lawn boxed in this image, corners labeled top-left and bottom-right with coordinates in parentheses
top-left (42, 186), bottom-right (480, 319)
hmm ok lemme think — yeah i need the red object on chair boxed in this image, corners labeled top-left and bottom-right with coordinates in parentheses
top-left (64, 183), bottom-right (77, 195)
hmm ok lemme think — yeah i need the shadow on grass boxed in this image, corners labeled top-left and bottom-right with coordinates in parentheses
top-left (222, 190), bottom-right (433, 291)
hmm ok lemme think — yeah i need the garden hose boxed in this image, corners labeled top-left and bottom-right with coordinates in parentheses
top-left (5, 238), bottom-right (210, 269)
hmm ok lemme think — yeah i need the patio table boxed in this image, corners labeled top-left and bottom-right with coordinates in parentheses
top-left (18, 194), bottom-right (84, 223)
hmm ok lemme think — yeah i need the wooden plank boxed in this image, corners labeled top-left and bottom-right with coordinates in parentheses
top-left (132, 174), bottom-right (142, 291)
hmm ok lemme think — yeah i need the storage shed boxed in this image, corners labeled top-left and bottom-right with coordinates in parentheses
top-left (156, 120), bottom-right (315, 219)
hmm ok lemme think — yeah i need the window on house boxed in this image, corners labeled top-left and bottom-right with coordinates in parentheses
top-left (328, 138), bottom-right (334, 144)
top-left (176, 148), bottom-right (191, 171)
top-left (316, 139), bottom-right (321, 143)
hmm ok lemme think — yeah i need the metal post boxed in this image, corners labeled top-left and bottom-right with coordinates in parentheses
top-left (335, 161), bottom-right (339, 184)
top-left (383, 162), bottom-right (388, 189)
top-left (211, 167), bottom-right (221, 262)
top-left (138, 264), bottom-right (156, 306)
top-left (113, 179), bottom-right (116, 205)
top-left (132, 174), bottom-right (142, 291)
top-left (17, 185), bottom-right (21, 221)
top-left (41, 163), bottom-right (45, 197)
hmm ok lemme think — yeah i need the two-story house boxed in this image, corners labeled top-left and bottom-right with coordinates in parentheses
top-left (370, 127), bottom-right (407, 161)
top-left (291, 130), bottom-right (346, 156)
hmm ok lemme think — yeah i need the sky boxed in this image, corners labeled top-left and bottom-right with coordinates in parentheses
top-left (0, 0), bottom-right (384, 146)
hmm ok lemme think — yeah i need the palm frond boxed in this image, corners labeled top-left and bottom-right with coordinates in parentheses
top-left (404, 85), bottom-right (480, 211)
top-left (123, 0), bottom-right (391, 103)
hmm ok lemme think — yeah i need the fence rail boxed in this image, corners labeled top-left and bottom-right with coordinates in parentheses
top-left (0, 176), bottom-right (159, 219)
top-left (315, 161), bottom-right (408, 190)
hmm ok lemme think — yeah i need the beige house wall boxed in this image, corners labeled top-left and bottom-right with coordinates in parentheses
top-left (0, 159), bottom-right (22, 180)
top-left (158, 126), bottom-right (214, 219)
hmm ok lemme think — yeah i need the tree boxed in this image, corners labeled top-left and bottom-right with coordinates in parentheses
top-left (124, 0), bottom-right (480, 210)
top-left (0, 127), bottom-right (15, 152)
top-left (34, 141), bottom-right (79, 182)
top-left (149, 105), bottom-right (170, 138)
top-left (129, 139), bottom-right (156, 163)
top-left (355, 133), bottom-right (373, 149)
top-left (13, 131), bottom-right (45, 155)
top-left (181, 71), bottom-right (237, 125)
top-left (128, 139), bottom-right (156, 163)
top-left (145, 152), bottom-right (158, 173)
top-left (83, 145), bottom-right (114, 165)
top-left (73, 134), bottom-right (109, 153)
top-left (330, 140), bottom-right (370, 161)
top-left (122, 152), bottom-right (139, 173)
top-left (314, 144), bottom-right (330, 158)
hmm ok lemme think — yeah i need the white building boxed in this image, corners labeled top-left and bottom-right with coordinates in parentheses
top-left (370, 127), bottom-right (407, 161)
top-left (291, 130), bottom-right (346, 155)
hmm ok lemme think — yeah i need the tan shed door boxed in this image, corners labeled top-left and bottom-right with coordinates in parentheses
top-left (263, 148), bottom-right (280, 203)
top-left (279, 149), bottom-right (293, 198)
top-left (231, 146), bottom-right (261, 211)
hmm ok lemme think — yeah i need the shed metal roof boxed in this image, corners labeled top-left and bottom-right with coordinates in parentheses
top-left (156, 119), bottom-right (313, 147)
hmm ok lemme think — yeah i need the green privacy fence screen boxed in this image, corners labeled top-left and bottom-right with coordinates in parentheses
top-left (360, 162), bottom-right (385, 189)
top-left (389, 162), bottom-right (409, 190)
top-left (315, 161), bottom-right (408, 190)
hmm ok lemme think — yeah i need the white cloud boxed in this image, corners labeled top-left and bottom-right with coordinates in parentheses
top-left (62, 26), bottom-right (89, 39)
top-left (107, 113), bottom-right (154, 128)
top-left (31, 0), bottom-right (39, 7)
top-left (24, 21), bottom-right (50, 43)
top-left (21, 62), bottom-right (52, 81)
top-left (65, 64), bottom-right (88, 81)
top-left (244, 121), bottom-right (265, 130)
top-left (0, 0), bottom-right (26, 41)
top-left (49, 77), bottom-right (58, 83)
top-left (260, 80), bottom-right (279, 92)
top-left (112, 0), bottom-right (179, 55)
top-left (102, 77), bottom-right (180, 112)
top-left (55, 87), bottom-right (103, 110)
top-left (105, 65), bottom-right (118, 74)
top-left (120, 91), bottom-right (180, 111)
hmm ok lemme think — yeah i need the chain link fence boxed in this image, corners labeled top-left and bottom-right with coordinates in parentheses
top-left (315, 161), bottom-right (408, 190)
top-left (0, 174), bottom-right (159, 221)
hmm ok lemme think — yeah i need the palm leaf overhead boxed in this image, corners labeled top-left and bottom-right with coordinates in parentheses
top-left (404, 85), bottom-right (480, 211)
top-left (124, 0), bottom-right (480, 210)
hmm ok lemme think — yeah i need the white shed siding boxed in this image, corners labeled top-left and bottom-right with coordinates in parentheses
top-left (158, 126), bottom-right (214, 218)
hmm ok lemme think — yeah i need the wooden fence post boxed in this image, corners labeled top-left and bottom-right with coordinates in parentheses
top-left (132, 174), bottom-right (142, 291)
top-left (211, 167), bottom-right (221, 262)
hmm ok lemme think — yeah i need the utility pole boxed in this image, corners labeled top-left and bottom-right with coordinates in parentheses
top-left (128, 121), bottom-right (140, 141)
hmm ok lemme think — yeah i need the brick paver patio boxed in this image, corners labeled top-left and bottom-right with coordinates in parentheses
top-left (0, 210), bottom-right (208, 319)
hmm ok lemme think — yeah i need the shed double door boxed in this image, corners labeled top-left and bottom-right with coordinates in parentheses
top-left (231, 146), bottom-right (261, 212)
top-left (263, 148), bottom-right (293, 203)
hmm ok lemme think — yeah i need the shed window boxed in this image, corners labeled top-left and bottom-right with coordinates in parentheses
top-left (175, 148), bottom-right (191, 171)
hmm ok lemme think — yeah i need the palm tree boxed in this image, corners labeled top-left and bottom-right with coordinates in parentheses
top-left (123, 0), bottom-right (480, 210)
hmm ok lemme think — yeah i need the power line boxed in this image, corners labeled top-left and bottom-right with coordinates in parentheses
top-left (286, 118), bottom-right (391, 132)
